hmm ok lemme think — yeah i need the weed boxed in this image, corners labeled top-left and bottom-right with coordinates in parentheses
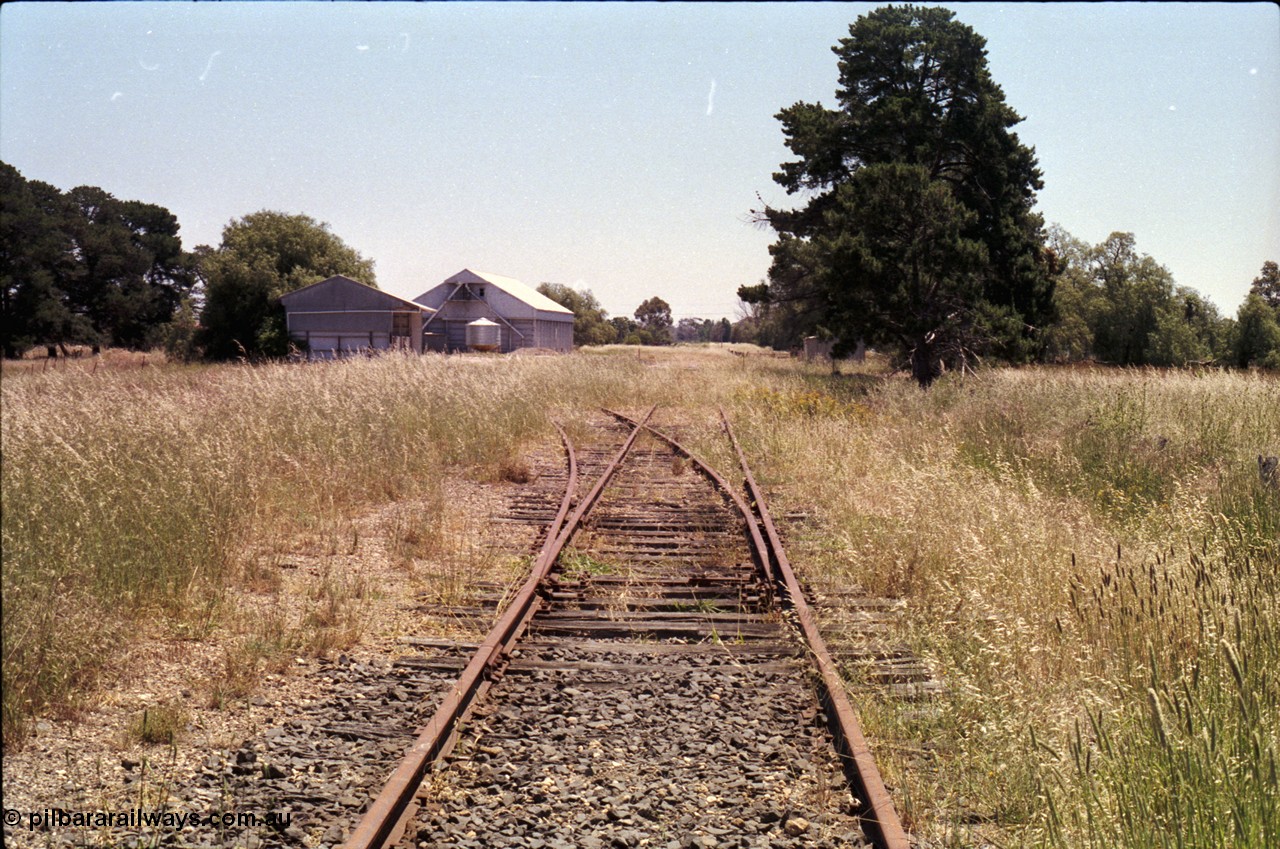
top-left (300, 568), bottom-right (367, 654)
top-left (127, 703), bottom-right (187, 746)
top-left (559, 549), bottom-right (615, 577)
top-left (670, 599), bottom-right (722, 614)
top-left (497, 456), bottom-right (534, 484)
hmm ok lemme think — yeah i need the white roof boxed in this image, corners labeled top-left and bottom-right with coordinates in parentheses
top-left (443, 269), bottom-right (573, 316)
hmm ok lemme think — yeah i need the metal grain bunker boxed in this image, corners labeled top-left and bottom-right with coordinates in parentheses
top-left (412, 269), bottom-right (574, 353)
top-left (465, 318), bottom-right (501, 351)
top-left (280, 275), bottom-right (435, 357)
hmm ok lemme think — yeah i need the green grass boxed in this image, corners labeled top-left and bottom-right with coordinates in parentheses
top-left (559, 549), bottom-right (616, 576)
top-left (669, 600), bottom-right (723, 614)
top-left (1043, 535), bottom-right (1279, 847)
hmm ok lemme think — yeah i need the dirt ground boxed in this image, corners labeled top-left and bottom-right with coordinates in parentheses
top-left (1, 474), bottom-right (532, 846)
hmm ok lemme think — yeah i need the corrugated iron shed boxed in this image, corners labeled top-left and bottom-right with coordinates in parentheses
top-left (413, 269), bottom-right (574, 353)
top-left (281, 275), bottom-right (434, 358)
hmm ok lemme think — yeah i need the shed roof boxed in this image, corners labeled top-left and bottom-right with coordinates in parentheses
top-left (281, 275), bottom-right (434, 313)
top-left (438, 269), bottom-right (573, 316)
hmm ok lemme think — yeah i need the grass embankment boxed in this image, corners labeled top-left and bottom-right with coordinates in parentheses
top-left (0, 347), bottom-right (766, 745)
top-left (717, 365), bottom-right (1279, 847)
top-left (4, 349), bottom-right (1277, 847)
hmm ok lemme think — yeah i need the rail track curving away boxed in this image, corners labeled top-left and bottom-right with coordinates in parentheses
top-left (346, 409), bottom-right (907, 849)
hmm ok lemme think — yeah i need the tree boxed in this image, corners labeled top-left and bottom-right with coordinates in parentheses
top-left (162, 296), bottom-right (201, 363)
top-left (737, 271), bottom-right (829, 350)
top-left (1165, 287), bottom-right (1230, 363)
top-left (197, 211), bottom-right (376, 359)
top-left (536, 282), bottom-right (617, 346)
top-left (61, 186), bottom-right (196, 350)
top-left (1234, 292), bottom-right (1280, 369)
top-left (755, 5), bottom-right (1053, 385)
top-left (1, 163), bottom-right (80, 357)
top-left (1041, 225), bottom-right (1100, 363)
top-left (610, 315), bottom-right (638, 343)
top-left (676, 317), bottom-right (732, 344)
top-left (674, 318), bottom-right (704, 343)
top-left (819, 162), bottom-right (990, 377)
top-left (1042, 226), bottom-right (1229, 367)
top-left (634, 297), bottom-right (673, 345)
top-left (1250, 261), bottom-right (1280, 311)
top-left (1087, 232), bottom-right (1175, 366)
top-left (1146, 297), bottom-right (1210, 367)
top-left (0, 162), bottom-right (193, 356)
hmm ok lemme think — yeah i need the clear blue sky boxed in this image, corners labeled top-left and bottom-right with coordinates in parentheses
top-left (2, 2), bottom-right (1276, 321)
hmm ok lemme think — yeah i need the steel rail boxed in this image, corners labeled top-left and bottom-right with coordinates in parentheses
top-left (718, 408), bottom-right (910, 849)
top-left (544, 406), bottom-right (655, 559)
top-left (343, 410), bottom-right (652, 849)
top-left (603, 406), bottom-right (907, 848)
top-left (600, 408), bottom-right (775, 588)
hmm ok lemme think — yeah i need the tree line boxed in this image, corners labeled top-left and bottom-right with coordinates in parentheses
top-left (534, 284), bottom-right (738, 348)
top-left (1, 160), bottom-right (725, 360)
top-left (7, 146), bottom-right (1272, 369)
top-left (740, 222), bottom-right (1279, 373)
top-left (1043, 230), bottom-right (1279, 370)
top-left (5, 4), bottom-right (1277, 374)
top-left (2, 162), bottom-right (381, 361)
top-left (1, 162), bottom-right (196, 359)
top-left (737, 4), bottom-right (1279, 383)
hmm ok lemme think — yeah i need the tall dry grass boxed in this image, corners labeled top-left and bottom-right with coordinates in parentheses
top-left (0, 346), bottom-right (766, 744)
top-left (718, 364), bottom-right (1279, 846)
top-left (5, 349), bottom-right (1276, 847)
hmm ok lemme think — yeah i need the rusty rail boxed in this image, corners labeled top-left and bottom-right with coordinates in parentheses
top-left (344, 411), bottom-right (653, 849)
top-left (719, 408), bottom-right (909, 849)
top-left (348, 406), bottom-right (905, 849)
top-left (603, 406), bottom-right (907, 849)
top-left (600, 408), bottom-right (775, 589)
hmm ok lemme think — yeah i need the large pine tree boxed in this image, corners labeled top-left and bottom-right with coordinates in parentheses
top-left (750, 5), bottom-right (1054, 385)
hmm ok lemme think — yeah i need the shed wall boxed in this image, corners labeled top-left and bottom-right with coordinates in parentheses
top-left (281, 276), bottom-right (428, 357)
top-left (415, 277), bottom-right (573, 353)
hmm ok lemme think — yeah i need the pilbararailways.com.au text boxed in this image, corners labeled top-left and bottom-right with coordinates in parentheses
top-left (4, 807), bottom-right (291, 832)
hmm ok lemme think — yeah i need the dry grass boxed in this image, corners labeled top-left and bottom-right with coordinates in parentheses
top-left (126, 703), bottom-right (187, 746)
top-left (0, 346), bottom-right (766, 744)
top-left (4, 348), bottom-right (1276, 848)
top-left (715, 364), bottom-right (1279, 847)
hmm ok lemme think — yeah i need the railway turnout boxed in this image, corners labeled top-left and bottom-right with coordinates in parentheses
top-left (346, 409), bottom-right (907, 849)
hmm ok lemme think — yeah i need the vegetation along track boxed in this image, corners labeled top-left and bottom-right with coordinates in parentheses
top-left (347, 408), bottom-right (907, 849)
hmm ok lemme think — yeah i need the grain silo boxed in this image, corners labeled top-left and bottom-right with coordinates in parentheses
top-left (465, 318), bottom-right (501, 352)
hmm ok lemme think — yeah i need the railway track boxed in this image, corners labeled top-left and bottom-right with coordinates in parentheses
top-left (346, 409), bottom-right (907, 849)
